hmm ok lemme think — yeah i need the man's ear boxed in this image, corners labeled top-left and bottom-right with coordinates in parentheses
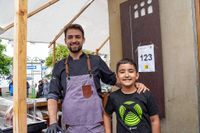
top-left (64, 38), bottom-right (67, 44)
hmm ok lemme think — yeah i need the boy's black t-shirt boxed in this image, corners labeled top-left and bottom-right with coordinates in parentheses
top-left (105, 89), bottom-right (159, 133)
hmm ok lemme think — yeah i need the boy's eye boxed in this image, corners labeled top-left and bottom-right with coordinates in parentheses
top-left (119, 70), bottom-right (125, 73)
top-left (129, 69), bottom-right (136, 73)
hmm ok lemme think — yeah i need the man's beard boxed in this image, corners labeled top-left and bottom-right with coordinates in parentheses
top-left (68, 45), bottom-right (82, 53)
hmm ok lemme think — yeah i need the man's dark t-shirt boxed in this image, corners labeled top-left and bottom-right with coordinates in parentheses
top-left (48, 53), bottom-right (116, 100)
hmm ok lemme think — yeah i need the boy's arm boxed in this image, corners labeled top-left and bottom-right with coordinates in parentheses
top-left (150, 114), bottom-right (160, 133)
top-left (103, 111), bottom-right (112, 133)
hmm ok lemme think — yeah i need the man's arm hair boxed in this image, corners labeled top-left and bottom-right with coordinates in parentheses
top-left (48, 99), bottom-right (58, 124)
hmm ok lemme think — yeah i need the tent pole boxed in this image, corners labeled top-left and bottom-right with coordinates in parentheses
top-left (53, 43), bottom-right (56, 65)
top-left (96, 36), bottom-right (110, 55)
top-left (49, 0), bottom-right (95, 48)
top-left (13, 0), bottom-right (27, 133)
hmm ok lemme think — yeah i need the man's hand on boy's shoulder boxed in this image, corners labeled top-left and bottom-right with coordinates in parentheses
top-left (135, 82), bottom-right (150, 93)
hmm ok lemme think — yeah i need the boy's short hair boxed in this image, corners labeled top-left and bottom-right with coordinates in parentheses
top-left (64, 24), bottom-right (85, 39)
top-left (116, 58), bottom-right (138, 73)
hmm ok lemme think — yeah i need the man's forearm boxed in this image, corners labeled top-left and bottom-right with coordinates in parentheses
top-left (48, 99), bottom-right (58, 124)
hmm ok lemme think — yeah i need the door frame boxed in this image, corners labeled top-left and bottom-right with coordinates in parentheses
top-left (196, 0), bottom-right (200, 74)
top-left (195, 0), bottom-right (200, 130)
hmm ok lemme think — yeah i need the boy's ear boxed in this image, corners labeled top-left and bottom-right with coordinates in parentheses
top-left (116, 75), bottom-right (120, 82)
top-left (136, 73), bottom-right (139, 80)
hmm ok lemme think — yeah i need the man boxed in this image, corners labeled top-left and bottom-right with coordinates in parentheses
top-left (46, 24), bottom-right (148, 133)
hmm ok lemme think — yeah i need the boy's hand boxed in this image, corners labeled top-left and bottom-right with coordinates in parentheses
top-left (135, 82), bottom-right (149, 93)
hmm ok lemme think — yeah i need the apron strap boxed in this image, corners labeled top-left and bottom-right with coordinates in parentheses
top-left (65, 56), bottom-right (70, 79)
top-left (65, 53), bottom-right (92, 79)
top-left (86, 54), bottom-right (92, 77)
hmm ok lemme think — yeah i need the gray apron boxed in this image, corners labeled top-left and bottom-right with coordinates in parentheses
top-left (62, 55), bottom-right (104, 133)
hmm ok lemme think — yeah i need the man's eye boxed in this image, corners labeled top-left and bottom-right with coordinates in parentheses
top-left (67, 35), bottom-right (73, 39)
top-left (75, 35), bottom-right (81, 39)
top-left (67, 35), bottom-right (81, 39)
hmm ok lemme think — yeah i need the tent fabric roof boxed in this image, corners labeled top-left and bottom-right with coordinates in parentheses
top-left (0, 0), bottom-right (109, 52)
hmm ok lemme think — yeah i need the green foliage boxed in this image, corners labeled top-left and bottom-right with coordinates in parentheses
top-left (45, 44), bottom-right (92, 67)
top-left (0, 40), bottom-right (12, 75)
top-left (45, 44), bottom-right (69, 67)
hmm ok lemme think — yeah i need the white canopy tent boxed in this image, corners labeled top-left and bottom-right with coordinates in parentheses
top-left (0, 0), bottom-right (110, 53)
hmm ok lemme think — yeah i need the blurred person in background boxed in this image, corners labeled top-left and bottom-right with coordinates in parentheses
top-left (43, 79), bottom-right (50, 98)
top-left (36, 80), bottom-right (44, 98)
top-left (9, 79), bottom-right (13, 96)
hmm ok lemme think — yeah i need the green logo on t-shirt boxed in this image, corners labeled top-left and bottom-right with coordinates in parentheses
top-left (119, 101), bottom-right (143, 127)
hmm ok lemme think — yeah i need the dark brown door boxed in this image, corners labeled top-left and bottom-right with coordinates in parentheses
top-left (120, 0), bottom-right (165, 118)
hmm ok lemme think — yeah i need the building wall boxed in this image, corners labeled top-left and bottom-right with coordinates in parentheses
top-left (108, 0), bottom-right (199, 133)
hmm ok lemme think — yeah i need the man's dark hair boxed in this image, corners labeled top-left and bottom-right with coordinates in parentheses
top-left (116, 58), bottom-right (138, 73)
top-left (64, 24), bottom-right (85, 38)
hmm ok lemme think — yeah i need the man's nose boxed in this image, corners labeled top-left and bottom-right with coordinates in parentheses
top-left (72, 37), bottom-right (77, 42)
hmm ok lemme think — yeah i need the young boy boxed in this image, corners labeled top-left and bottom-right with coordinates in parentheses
top-left (104, 58), bottom-right (160, 133)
